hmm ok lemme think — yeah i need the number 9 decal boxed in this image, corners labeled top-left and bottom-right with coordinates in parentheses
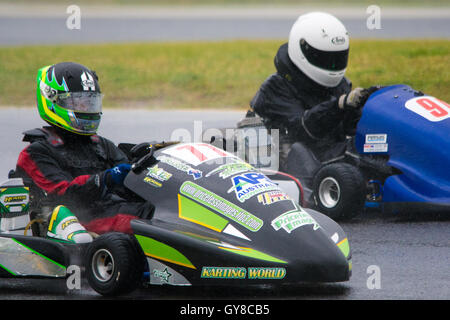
top-left (405, 96), bottom-right (450, 122)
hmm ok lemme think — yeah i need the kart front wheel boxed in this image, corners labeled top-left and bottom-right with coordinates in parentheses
top-left (312, 163), bottom-right (366, 220)
top-left (85, 232), bottom-right (145, 296)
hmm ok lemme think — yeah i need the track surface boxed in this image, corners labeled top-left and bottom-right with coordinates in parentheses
top-left (0, 212), bottom-right (449, 300)
top-left (1, 6), bottom-right (450, 46)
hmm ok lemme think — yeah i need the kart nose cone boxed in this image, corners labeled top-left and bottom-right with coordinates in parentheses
top-left (290, 253), bottom-right (350, 282)
top-left (286, 231), bottom-right (351, 282)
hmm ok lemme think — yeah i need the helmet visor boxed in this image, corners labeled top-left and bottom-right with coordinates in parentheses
top-left (68, 111), bottom-right (101, 134)
top-left (55, 91), bottom-right (103, 113)
top-left (300, 39), bottom-right (349, 71)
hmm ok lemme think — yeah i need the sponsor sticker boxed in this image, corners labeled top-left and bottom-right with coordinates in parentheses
top-left (247, 267), bottom-right (286, 280)
top-left (180, 181), bottom-right (263, 232)
top-left (200, 267), bottom-right (286, 280)
top-left (201, 267), bottom-right (246, 279)
top-left (146, 164), bottom-right (172, 182)
top-left (0, 187), bottom-right (29, 215)
top-left (61, 218), bottom-right (78, 230)
top-left (187, 168), bottom-right (203, 180)
top-left (152, 268), bottom-right (172, 283)
top-left (257, 191), bottom-right (291, 205)
top-left (227, 172), bottom-right (279, 203)
top-left (2, 195), bottom-right (27, 203)
top-left (365, 134), bottom-right (387, 144)
top-left (205, 160), bottom-right (254, 179)
top-left (331, 36), bottom-right (346, 45)
top-left (143, 176), bottom-right (162, 188)
top-left (80, 71), bottom-right (95, 91)
top-left (363, 143), bottom-right (388, 153)
top-left (157, 155), bottom-right (203, 180)
top-left (271, 208), bottom-right (320, 233)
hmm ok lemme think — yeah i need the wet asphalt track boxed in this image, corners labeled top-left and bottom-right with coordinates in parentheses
top-left (0, 212), bottom-right (449, 301)
top-left (0, 108), bottom-right (449, 301)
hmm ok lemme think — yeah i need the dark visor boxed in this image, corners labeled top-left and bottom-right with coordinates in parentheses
top-left (300, 38), bottom-right (349, 71)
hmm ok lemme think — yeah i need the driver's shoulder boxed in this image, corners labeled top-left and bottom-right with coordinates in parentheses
top-left (21, 127), bottom-right (64, 151)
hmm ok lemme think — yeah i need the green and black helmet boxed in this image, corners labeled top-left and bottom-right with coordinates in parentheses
top-left (36, 62), bottom-right (103, 135)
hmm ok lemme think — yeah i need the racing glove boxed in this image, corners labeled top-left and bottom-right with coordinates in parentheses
top-left (338, 87), bottom-right (371, 110)
top-left (104, 163), bottom-right (131, 188)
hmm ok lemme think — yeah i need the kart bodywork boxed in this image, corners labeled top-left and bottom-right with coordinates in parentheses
top-left (355, 85), bottom-right (450, 213)
top-left (0, 142), bottom-right (351, 295)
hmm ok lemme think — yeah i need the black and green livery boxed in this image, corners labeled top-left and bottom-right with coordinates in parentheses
top-left (0, 142), bottom-right (351, 295)
top-left (125, 142), bottom-right (351, 288)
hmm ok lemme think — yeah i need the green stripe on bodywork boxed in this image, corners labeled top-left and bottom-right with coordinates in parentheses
top-left (175, 230), bottom-right (219, 243)
top-left (135, 235), bottom-right (196, 269)
top-left (219, 247), bottom-right (287, 264)
top-left (337, 238), bottom-right (350, 258)
top-left (178, 194), bottom-right (228, 232)
top-left (0, 263), bottom-right (16, 276)
top-left (11, 238), bottom-right (66, 270)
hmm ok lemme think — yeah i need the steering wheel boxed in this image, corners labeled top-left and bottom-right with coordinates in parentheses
top-left (130, 143), bottom-right (156, 174)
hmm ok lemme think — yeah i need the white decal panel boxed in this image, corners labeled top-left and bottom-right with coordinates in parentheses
top-left (405, 96), bottom-right (450, 122)
top-left (162, 143), bottom-right (235, 166)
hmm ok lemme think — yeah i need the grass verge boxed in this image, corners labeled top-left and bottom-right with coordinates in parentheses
top-left (0, 39), bottom-right (448, 109)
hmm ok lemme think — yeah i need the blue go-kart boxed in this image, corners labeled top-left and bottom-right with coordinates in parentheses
top-left (301, 85), bottom-right (450, 219)
top-left (222, 84), bottom-right (450, 220)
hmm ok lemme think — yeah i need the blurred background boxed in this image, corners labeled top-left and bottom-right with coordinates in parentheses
top-left (0, 0), bottom-right (449, 109)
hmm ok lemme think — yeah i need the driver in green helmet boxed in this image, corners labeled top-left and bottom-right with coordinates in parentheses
top-left (15, 62), bottom-right (154, 243)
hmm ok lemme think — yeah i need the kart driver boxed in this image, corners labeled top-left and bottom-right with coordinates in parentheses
top-left (246, 12), bottom-right (376, 186)
top-left (15, 62), bottom-right (154, 243)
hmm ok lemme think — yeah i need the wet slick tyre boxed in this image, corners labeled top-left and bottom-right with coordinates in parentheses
top-left (312, 163), bottom-right (366, 221)
top-left (85, 232), bottom-right (144, 296)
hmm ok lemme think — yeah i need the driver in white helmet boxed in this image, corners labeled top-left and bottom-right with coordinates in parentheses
top-left (247, 12), bottom-right (376, 186)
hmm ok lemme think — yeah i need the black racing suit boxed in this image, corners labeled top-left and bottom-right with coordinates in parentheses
top-left (15, 126), bottom-right (154, 234)
top-left (248, 43), bottom-right (362, 185)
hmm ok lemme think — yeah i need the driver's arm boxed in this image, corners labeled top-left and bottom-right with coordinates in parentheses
top-left (16, 142), bottom-right (110, 202)
top-left (300, 96), bottom-right (345, 140)
top-left (251, 74), bottom-right (347, 142)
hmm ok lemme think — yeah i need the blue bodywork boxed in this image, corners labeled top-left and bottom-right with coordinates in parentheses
top-left (355, 85), bottom-right (450, 211)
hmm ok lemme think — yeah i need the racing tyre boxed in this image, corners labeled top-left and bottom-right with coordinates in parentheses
top-left (85, 232), bottom-right (145, 296)
top-left (312, 163), bottom-right (366, 221)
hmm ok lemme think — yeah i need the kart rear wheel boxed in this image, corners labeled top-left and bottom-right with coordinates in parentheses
top-left (312, 163), bottom-right (366, 220)
top-left (85, 232), bottom-right (145, 296)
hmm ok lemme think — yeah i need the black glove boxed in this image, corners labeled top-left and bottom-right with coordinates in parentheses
top-left (343, 107), bottom-right (363, 136)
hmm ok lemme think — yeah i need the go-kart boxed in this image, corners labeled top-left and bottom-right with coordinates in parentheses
top-left (0, 141), bottom-right (351, 296)
top-left (213, 85), bottom-right (450, 220)
top-left (304, 85), bottom-right (450, 219)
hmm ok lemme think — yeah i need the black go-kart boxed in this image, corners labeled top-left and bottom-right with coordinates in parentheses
top-left (0, 141), bottom-right (351, 296)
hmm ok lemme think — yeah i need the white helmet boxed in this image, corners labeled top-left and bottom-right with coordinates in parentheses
top-left (288, 12), bottom-right (349, 87)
